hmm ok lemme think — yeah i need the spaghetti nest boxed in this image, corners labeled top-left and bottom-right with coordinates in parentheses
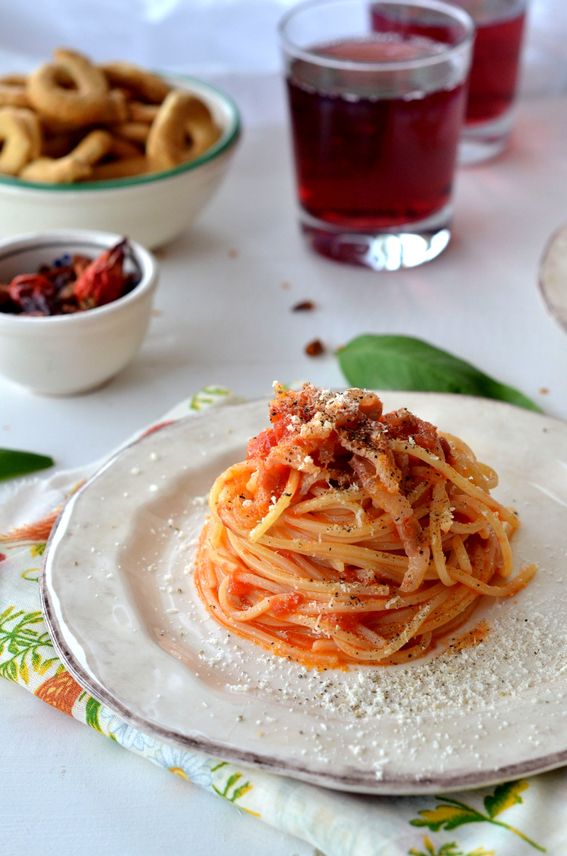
top-left (194, 384), bottom-right (535, 669)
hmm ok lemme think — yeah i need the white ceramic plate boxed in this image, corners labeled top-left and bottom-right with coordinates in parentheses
top-left (42, 394), bottom-right (567, 794)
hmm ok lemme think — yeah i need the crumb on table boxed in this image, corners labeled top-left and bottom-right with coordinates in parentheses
top-left (304, 338), bottom-right (325, 357)
top-left (292, 300), bottom-right (315, 312)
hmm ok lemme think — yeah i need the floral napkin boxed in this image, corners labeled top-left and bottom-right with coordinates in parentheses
top-left (0, 388), bottom-right (564, 856)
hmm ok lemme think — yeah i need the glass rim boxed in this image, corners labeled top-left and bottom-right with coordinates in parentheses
top-left (278, 0), bottom-right (475, 72)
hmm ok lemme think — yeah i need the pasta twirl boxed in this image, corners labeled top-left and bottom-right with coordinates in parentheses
top-left (194, 384), bottom-right (535, 669)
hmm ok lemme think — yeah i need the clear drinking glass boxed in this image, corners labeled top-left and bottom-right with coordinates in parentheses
top-left (451, 0), bottom-right (528, 164)
top-left (279, 0), bottom-right (474, 271)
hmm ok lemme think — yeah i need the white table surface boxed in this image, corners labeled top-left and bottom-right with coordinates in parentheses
top-left (1, 70), bottom-right (567, 856)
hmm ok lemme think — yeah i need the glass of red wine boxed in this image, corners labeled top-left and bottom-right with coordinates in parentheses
top-left (279, 0), bottom-right (473, 271)
top-left (372, 0), bottom-right (527, 164)
top-left (455, 0), bottom-right (527, 163)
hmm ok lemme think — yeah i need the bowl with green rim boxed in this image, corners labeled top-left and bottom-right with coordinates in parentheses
top-left (0, 77), bottom-right (241, 250)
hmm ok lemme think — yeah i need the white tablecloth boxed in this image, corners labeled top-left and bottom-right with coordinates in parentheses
top-left (1, 28), bottom-right (567, 856)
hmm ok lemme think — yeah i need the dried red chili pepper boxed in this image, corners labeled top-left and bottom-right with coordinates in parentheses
top-left (72, 256), bottom-right (92, 280)
top-left (0, 239), bottom-right (137, 317)
top-left (73, 240), bottom-right (128, 309)
top-left (8, 274), bottom-right (57, 315)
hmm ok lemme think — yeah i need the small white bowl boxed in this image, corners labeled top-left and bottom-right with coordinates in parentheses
top-left (0, 77), bottom-right (240, 249)
top-left (0, 230), bottom-right (158, 395)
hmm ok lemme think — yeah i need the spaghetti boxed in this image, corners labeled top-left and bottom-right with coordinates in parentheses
top-left (194, 384), bottom-right (536, 669)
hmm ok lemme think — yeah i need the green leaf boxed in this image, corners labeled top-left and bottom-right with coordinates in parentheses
top-left (411, 804), bottom-right (484, 832)
top-left (85, 696), bottom-right (103, 733)
top-left (0, 449), bottom-right (54, 482)
top-left (189, 386), bottom-right (230, 411)
top-left (37, 657), bottom-right (59, 675)
top-left (483, 780), bottom-right (529, 819)
top-left (16, 612), bottom-right (43, 628)
top-left (21, 568), bottom-right (41, 583)
top-left (202, 385), bottom-right (230, 395)
top-left (30, 543), bottom-right (46, 557)
top-left (224, 772), bottom-right (242, 792)
top-left (0, 606), bottom-right (15, 624)
top-left (230, 782), bottom-right (252, 802)
top-left (338, 335), bottom-right (542, 412)
top-left (19, 658), bottom-right (29, 685)
top-left (438, 845), bottom-right (462, 856)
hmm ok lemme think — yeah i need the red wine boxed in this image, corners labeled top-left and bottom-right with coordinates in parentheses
top-left (371, 4), bottom-right (526, 125)
top-left (286, 37), bottom-right (466, 229)
top-left (466, 10), bottom-right (525, 123)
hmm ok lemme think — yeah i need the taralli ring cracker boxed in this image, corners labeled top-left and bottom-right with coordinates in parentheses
top-left (27, 49), bottom-right (110, 127)
top-left (127, 101), bottom-right (160, 124)
top-left (100, 62), bottom-right (171, 104)
top-left (108, 137), bottom-right (143, 159)
top-left (20, 155), bottom-right (92, 184)
top-left (21, 129), bottom-right (112, 183)
top-left (0, 48), bottom-right (223, 184)
top-left (111, 121), bottom-right (151, 144)
top-left (90, 156), bottom-right (148, 181)
top-left (0, 76), bottom-right (30, 109)
top-left (147, 90), bottom-right (221, 170)
top-left (71, 129), bottom-right (114, 165)
top-left (0, 108), bottom-right (42, 175)
top-left (16, 108), bottom-right (42, 159)
top-left (98, 89), bottom-right (129, 125)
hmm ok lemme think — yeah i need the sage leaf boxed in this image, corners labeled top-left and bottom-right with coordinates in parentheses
top-left (0, 448), bottom-right (54, 482)
top-left (338, 335), bottom-right (542, 412)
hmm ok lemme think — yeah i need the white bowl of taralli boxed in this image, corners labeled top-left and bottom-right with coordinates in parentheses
top-left (0, 75), bottom-right (240, 250)
top-left (0, 230), bottom-right (158, 395)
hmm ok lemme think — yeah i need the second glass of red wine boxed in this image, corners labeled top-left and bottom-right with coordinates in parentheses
top-left (455, 0), bottom-right (527, 163)
top-left (279, 0), bottom-right (474, 271)
top-left (372, 0), bottom-right (527, 163)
